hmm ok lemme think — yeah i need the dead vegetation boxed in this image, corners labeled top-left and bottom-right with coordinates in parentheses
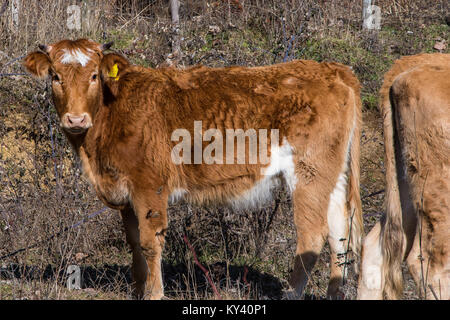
top-left (0, 0), bottom-right (449, 300)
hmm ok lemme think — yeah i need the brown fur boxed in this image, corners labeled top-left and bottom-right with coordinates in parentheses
top-left (358, 53), bottom-right (450, 300)
top-left (24, 39), bottom-right (363, 299)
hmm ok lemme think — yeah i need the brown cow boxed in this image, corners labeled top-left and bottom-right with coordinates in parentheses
top-left (23, 39), bottom-right (363, 299)
top-left (358, 53), bottom-right (450, 300)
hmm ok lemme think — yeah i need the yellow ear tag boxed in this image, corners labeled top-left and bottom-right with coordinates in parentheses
top-left (108, 63), bottom-right (120, 81)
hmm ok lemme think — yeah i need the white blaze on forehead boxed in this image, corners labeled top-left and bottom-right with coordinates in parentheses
top-left (60, 48), bottom-right (92, 67)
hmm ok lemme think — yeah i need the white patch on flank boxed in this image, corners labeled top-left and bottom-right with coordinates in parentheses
top-left (263, 139), bottom-right (298, 192)
top-left (231, 175), bottom-right (279, 210)
top-left (231, 139), bottom-right (297, 210)
top-left (168, 188), bottom-right (188, 204)
top-left (60, 48), bottom-right (91, 67)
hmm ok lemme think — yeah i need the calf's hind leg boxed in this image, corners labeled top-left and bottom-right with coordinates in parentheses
top-left (287, 187), bottom-right (329, 299)
top-left (327, 172), bottom-right (350, 299)
top-left (357, 222), bottom-right (383, 300)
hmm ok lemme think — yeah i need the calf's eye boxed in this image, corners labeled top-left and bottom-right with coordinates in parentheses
top-left (91, 74), bottom-right (98, 81)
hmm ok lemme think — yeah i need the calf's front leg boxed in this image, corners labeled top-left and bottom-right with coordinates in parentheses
top-left (133, 191), bottom-right (169, 300)
top-left (120, 206), bottom-right (147, 299)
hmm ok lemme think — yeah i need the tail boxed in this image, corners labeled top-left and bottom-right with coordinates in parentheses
top-left (347, 89), bottom-right (363, 265)
top-left (331, 64), bottom-right (363, 266)
top-left (379, 87), bottom-right (405, 299)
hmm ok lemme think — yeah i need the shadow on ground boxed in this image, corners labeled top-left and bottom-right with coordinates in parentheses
top-left (0, 261), bottom-right (285, 299)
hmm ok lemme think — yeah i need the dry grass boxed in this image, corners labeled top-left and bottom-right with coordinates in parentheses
top-left (0, 0), bottom-right (449, 300)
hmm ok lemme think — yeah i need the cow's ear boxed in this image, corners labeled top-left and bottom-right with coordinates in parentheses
top-left (23, 52), bottom-right (51, 79)
top-left (100, 53), bottom-right (131, 102)
top-left (100, 53), bottom-right (130, 82)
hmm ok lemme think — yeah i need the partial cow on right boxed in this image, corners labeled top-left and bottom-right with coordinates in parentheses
top-left (358, 53), bottom-right (450, 300)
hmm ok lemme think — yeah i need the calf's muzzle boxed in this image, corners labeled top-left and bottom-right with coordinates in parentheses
top-left (62, 113), bottom-right (92, 133)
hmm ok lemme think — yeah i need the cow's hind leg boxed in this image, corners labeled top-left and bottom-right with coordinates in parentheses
top-left (327, 171), bottom-right (350, 299)
top-left (406, 211), bottom-right (450, 300)
top-left (121, 206), bottom-right (148, 299)
top-left (287, 187), bottom-right (329, 299)
top-left (357, 222), bottom-right (383, 299)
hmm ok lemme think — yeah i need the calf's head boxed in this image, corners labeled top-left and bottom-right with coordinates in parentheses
top-left (23, 39), bottom-right (129, 136)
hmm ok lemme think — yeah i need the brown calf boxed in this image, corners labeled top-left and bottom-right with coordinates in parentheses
top-left (358, 53), bottom-right (450, 300)
top-left (24, 39), bottom-right (363, 299)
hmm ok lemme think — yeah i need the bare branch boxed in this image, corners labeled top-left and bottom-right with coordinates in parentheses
top-left (166, 0), bottom-right (182, 66)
